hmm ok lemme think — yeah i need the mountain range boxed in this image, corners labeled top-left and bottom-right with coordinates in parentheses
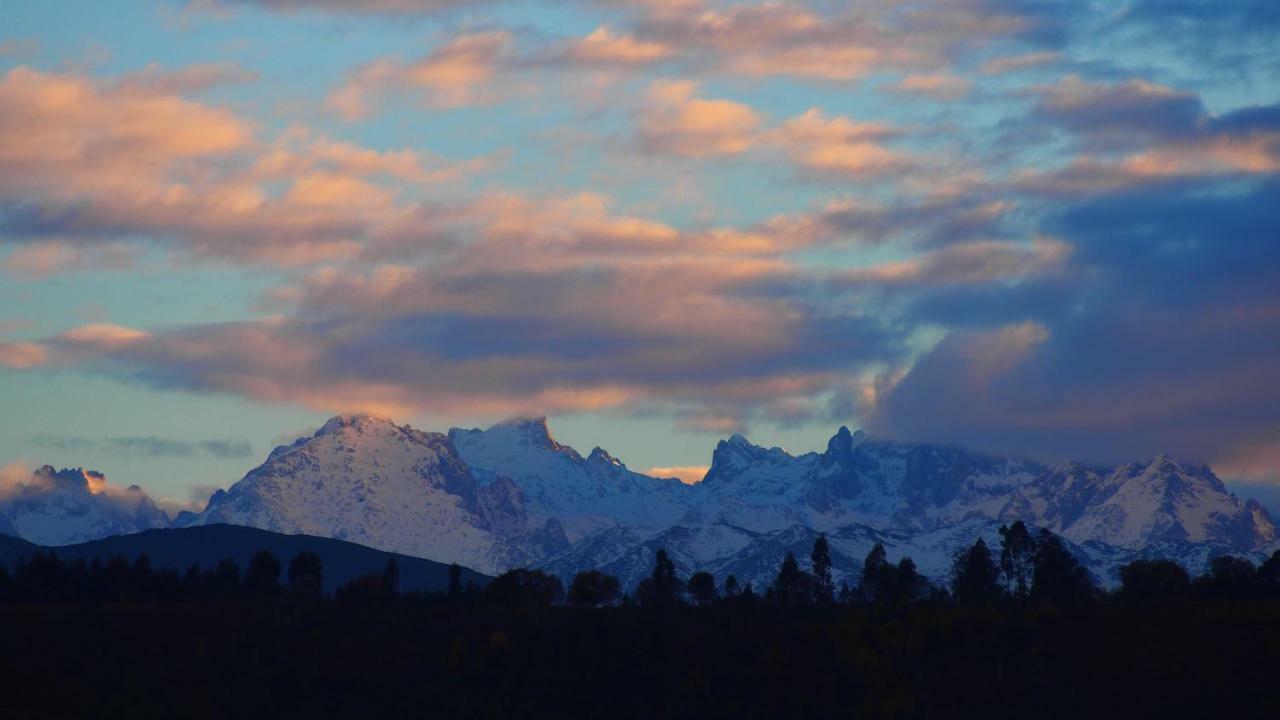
top-left (6, 415), bottom-right (1277, 590)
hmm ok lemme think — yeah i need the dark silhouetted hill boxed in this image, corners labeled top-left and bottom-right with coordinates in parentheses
top-left (0, 524), bottom-right (488, 593)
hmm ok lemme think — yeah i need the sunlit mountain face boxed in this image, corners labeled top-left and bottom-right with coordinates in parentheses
top-left (1, 1), bottom-right (1278, 523)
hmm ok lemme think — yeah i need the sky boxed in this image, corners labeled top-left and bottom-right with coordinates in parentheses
top-left (1, 0), bottom-right (1278, 514)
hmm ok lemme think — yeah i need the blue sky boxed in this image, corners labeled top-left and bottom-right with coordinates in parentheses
top-left (1, 0), bottom-right (1279, 512)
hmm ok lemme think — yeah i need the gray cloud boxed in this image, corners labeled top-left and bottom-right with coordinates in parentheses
top-left (31, 435), bottom-right (254, 460)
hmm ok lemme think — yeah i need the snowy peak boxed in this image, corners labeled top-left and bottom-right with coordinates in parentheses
top-left (587, 447), bottom-right (623, 467)
top-left (703, 433), bottom-right (800, 484)
top-left (484, 416), bottom-right (561, 451)
top-left (1023, 452), bottom-right (1277, 552)
top-left (0, 465), bottom-right (168, 545)
top-left (316, 413), bottom-right (398, 437)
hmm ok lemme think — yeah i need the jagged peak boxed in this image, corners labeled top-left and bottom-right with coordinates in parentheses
top-left (587, 446), bottom-right (623, 466)
top-left (316, 413), bottom-right (396, 436)
top-left (725, 433), bottom-right (752, 448)
top-left (825, 426), bottom-right (867, 457)
top-left (487, 416), bottom-right (559, 450)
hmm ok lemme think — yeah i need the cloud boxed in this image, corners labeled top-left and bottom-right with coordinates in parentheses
top-left (628, 0), bottom-right (1054, 82)
top-left (840, 238), bottom-right (1071, 287)
top-left (645, 465), bottom-right (709, 484)
top-left (885, 73), bottom-right (971, 101)
top-left (0, 183), bottom-right (910, 421)
top-left (865, 180), bottom-right (1280, 467)
top-left (111, 62), bottom-right (259, 95)
top-left (327, 31), bottom-right (512, 117)
top-left (195, 0), bottom-right (479, 14)
top-left (635, 80), bottom-right (762, 158)
top-left (980, 51), bottom-right (1060, 75)
top-left (0, 464), bottom-right (155, 508)
top-left (548, 26), bottom-right (673, 67)
top-left (0, 67), bottom-right (488, 268)
top-left (0, 461), bottom-right (29, 496)
top-left (765, 108), bottom-right (909, 178)
top-left (1030, 76), bottom-right (1206, 150)
top-left (30, 435), bottom-right (254, 459)
top-left (4, 241), bottom-right (141, 278)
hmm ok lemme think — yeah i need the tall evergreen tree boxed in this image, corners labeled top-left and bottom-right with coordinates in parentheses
top-left (891, 557), bottom-right (924, 606)
top-left (447, 562), bottom-right (463, 599)
top-left (687, 571), bottom-right (719, 607)
top-left (858, 543), bottom-right (890, 604)
top-left (723, 574), bottom-right (739, 598)
top-left (382, 558), bottom-right (400, 596)
top-left (287, 551), bottom-right (324, 599)
top-left (811, 535), bottom-right (834, 603)
top-left (770, 552), bottom-right (811, 605)
top-left (636, 549), bottom-right (683, 608)
top-left (243, 550), bottom-right (281, 596)
top-left (951, 538), bottom-right (1001, 605)
top-left (1259, 550), bottom-right (1280, 598)
top-left (998, 521), bottom-right (1036, 600)
top-left (1030, 530), bottom-right (1094, 606)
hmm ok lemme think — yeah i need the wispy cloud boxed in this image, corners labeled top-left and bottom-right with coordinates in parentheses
top-left (30, 434), bottom-right (255, 459)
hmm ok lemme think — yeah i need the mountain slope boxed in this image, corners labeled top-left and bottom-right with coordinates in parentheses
top-left (0, 466), bottom-right (169, 545)
top-left (0, 524), bottom-right (489, 593)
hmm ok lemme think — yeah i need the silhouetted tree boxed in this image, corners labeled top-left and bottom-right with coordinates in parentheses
top-left (1030, 530), bottom-right (1094, 606)
top-left (770, 552), bottom-right (812, 605)
top-left (811, 535), bottom-right (834, 603)
top-left (723, 574), bottom-right (739, 598)
top-left (951, 538), bottom-right (1002, 605)
top-left (287, 551), bottom-right (324, 598)
top-left (334, 573), bottom-right (393, 605)
top-left (447, 562), bottom-right (463, 599)
top-left (687, 571), bottom-right (718, 607)
top-left (858, 543), bottom-right (890, 604)
top-left (568, 569), bottom-right (621, 607)
top-left (1117, 560), bottom-right (1189, 601)
top-left (383, 558), bottom-right (400, 596)
top-left (890, 557), bottom-right (926, 606)
top-left (1259, 550), bottom-right (1280, 598)
top-left (243, 550), bottom-right (282, 597)
top-left (837, 582), bottom-right (853, 604)
top-left (1199, 555), bottom-right (1258, 599)
top-left (212, 558), bottom-right (241, 598)
top-left (636, 549), bottom-right (683, 608)
top-left (484, 569), bottom-right (564, 607)
top-left (999, 521), bottom-right (1036, 600)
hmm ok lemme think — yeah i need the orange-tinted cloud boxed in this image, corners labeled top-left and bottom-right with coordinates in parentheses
top-left (0, 67), bottom-right (488, 268)
top-left (636, 81), bottom-right (762, 157)
top-left (645, 465), bottom-right (709, 484)
top-left (327, 31), bottom-right (511, 118)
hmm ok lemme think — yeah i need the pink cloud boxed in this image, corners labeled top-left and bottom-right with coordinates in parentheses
top-left (326, 31), bottom-right (512, 118)
top-left (0, 67), bottom-right (489, 268)
top-left (885, 73), bottom-right (971, 101)
top-left (645, 465), bottom-right (709, 484)
top-left (766, 108), bottom-right (909, 178)
top-left (636, 80), bottom-right (762, 158)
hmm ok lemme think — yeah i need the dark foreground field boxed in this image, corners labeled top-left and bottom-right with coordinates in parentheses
top-left (3, 601), bottom-right (1279, 719)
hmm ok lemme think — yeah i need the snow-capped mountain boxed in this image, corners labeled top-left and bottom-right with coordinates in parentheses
top-left (0, 465), bottom-right (169, 545)
top-left (181, 414), bottom-right (1277, 589)
top-left (185, 414), bottom-right (569, 574)
top-left (449, 417), bottom-right (691, 541)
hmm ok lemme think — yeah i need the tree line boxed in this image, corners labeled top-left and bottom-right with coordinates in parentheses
top-left (2, 521), bottom-right (1278, 608)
